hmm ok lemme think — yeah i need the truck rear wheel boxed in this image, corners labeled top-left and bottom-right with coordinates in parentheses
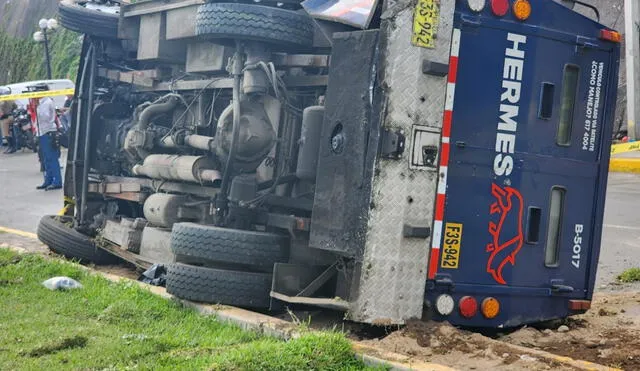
top-left (196, 3), bottom-right (314, 48)
top-left (171, 223), bottom-right (288, 272)
top-left (37, 215), bottom-right (121, 265)
top-left (166, 263), bottom-right (272, 309)
top-left (58, 1), bottom-right (120, 39)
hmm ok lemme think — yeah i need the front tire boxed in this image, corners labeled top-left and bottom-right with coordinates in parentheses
top-left (37, 215), bottom-right (121, 264)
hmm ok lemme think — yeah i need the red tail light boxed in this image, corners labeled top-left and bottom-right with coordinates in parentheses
top-left (459, 296), bottom-right (478, 318)
top-left (490, 0), bottom-right (509, 17)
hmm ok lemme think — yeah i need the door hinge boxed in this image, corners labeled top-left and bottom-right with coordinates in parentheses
top-left (380, 128), bottom-right (405, 159)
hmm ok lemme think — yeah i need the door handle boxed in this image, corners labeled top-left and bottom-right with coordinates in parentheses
top-left (551, 279), bottom-right (574, 294)
top-left (456, 141), bottom-right (466, 149)
top-left (551, 284), bottom-right (574, 293)
top-left (538, 83), bottom-right (555, 120)
top-left (526, 207), bottom-right (542, 244)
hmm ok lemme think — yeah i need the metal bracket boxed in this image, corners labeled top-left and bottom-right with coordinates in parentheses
top-left (422, 60), bottom-right (449, 77)
top-left (403, 224), bottom-right (431, 238)
top-left (575, 36), bottom-right (598, 50)
top-left (297, 262), bottom-right (338, 297)
top-left (380, 128), bottom-right (405, 159)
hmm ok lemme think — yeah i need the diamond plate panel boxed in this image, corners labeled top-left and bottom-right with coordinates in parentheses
top-left (349, 0), bottom-right (455, 324)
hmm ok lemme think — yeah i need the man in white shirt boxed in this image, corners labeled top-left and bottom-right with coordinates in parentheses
top-left (33, 87), bottom-right (62, 190)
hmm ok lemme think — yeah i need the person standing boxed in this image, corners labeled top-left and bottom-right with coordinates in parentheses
top-left (34, 92), bottom-right (62, 191)
top-left (0, 99), bottom-right (17, 154)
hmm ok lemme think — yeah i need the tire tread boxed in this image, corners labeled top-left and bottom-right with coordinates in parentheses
top-left (166, 263), bottom-right (272, 308)
top-left (37, 215), bottom-right (120, 264)
top-left (171, 223), bottom-right (288, 271)
top-left (196, 3), bottom-right (313, 47)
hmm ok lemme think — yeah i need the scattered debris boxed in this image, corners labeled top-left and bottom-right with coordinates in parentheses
top-left (557, 325), bottom-right (570, 333)
top-left (138, 264), bottom-right (166, 286)
top-left (42, 276), bottom-right (83, 290)
top-left (520, 355), bottom-right (538, 362)
top-left (598, 308), bottom-right (617, 316)
top-left (585, 341), bottom-right (599, 349)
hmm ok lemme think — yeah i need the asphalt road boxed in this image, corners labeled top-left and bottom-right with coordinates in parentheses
top-left (0, 150), bottom-right (638, 290)
top-left (0, 149), bottom-right (66, 232)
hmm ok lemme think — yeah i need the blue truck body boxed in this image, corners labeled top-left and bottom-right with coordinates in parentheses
top-left (425, 0), bottom-right (621, 327)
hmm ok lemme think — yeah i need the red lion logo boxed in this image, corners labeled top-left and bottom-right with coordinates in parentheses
top-left (487, 183), bottom-right (524, 285)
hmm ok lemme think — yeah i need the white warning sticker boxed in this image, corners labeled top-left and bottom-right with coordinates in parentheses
top-left (582, 61), bottom-right (604, 152)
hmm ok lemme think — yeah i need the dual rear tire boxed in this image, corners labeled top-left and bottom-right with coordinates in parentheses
top-left (166, 223), bottom-right (289, 309)
top-left (37, 216), bottom-right (288, 309)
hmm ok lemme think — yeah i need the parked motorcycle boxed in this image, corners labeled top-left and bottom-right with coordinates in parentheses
top-left (10, 108), bottom-right (37, 152)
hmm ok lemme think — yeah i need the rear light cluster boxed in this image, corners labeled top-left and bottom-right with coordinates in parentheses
top-left (468, 0), bottom-right (622, 44)
top-left (467, 0), bottom-right (531, 21)
top-left (435, 294), bottom-right (501, 319)
top-left (600, 29), bottom-right (622, 43)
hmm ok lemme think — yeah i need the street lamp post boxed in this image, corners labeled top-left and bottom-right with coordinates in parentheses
top-left (33, 18), bottom-right (58, 80)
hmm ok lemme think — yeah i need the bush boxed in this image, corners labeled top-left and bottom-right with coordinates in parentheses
top-left (0, 27), bottom-right (81, 85)
top-left (617, 268), bottom-right (640, 283)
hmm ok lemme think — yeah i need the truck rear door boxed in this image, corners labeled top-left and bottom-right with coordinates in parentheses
top-left (427, 0), bottom-right (620, 327)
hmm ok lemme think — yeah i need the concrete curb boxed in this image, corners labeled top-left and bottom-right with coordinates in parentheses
top-left (610, 158), bottom-right (640, 173)
top-left (99, 272), bottom-right (448, 370)
top-left (94, 272), bottom-right (623, 371)
top-left (0, 230), bottom-right (622, 371)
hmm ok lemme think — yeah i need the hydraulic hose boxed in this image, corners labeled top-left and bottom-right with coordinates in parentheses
top-left (80, 40), bottom-right (97, 225)
top-left (219, 50), bottom-right (243, 200)
top-left (72, 41), bottom-right (93, 223)
top-left (137, 96), bottom-right (179, 130)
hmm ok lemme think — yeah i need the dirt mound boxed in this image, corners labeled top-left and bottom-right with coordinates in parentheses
top-left (500, 292), bottom-right (640, 371)
top-left (361, 321), bottom-right (571, 371)
top-left (358, 292), bottom-right (640, 370)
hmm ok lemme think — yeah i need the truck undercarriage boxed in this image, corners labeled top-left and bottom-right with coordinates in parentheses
top-left (39, 0), bottom-right (621, 328)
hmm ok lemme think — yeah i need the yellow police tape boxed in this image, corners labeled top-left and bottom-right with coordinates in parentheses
top-left (0, 88), bottom-right (75, 102)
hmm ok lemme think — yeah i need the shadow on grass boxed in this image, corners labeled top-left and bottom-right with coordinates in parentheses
top-left (24, 336), bottom-right (88, 357)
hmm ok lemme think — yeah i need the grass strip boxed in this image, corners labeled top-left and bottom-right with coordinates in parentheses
top-left (0, 248), bottom-right (377, 370)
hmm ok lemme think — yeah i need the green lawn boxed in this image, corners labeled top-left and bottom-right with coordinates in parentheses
top-left (0, 249), bottom-right (375, 370)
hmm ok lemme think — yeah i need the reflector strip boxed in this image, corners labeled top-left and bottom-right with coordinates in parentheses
top-left (429, 28), bottom-right (461, 280)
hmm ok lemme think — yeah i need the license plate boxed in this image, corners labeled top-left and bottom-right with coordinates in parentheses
top-left (441, 223), bottom-right (462, 269)
top-left (412, 0), bottom-right (439, 49)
